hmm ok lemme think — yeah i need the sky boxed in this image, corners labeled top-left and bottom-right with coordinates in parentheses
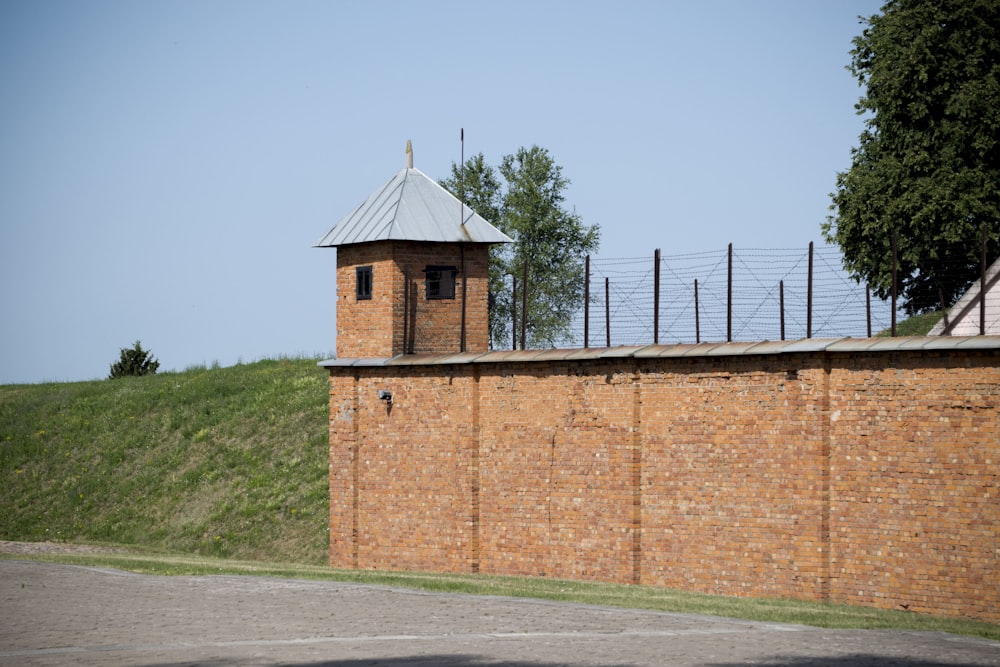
top-left (0, 0), bottom-right (884, 384)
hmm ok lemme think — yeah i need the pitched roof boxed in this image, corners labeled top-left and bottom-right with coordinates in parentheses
top-left (315, 167), bottom-right (512, 247)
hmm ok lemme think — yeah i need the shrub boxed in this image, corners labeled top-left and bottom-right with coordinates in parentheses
top-left (109, 340), bottom-right (160, 379)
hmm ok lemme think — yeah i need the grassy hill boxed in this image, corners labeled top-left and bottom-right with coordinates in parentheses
top-left (0, 357), bottom-right (330, 564)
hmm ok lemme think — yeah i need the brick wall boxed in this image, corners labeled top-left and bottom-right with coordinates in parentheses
top-left (827, 353), bottom-right (999, 620)
top-left (477, 362), bottom-right (638, 581)
top-left (639, 356), bottom-right (831, 600)
top-left (326, 346), bottom-right (999, 622)
top-left (335, 241), bottom-right (490, 358)
top-left (335, 244), bottom-right (398, 359)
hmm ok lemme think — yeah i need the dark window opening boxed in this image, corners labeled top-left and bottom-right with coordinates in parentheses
top-left (356, 266), bottom-right (372, 300)
top-left (424, 265), bottom-right (457, 300)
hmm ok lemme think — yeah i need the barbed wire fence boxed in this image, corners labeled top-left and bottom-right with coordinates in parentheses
top-left (499, 244), bottom-right (901, 349)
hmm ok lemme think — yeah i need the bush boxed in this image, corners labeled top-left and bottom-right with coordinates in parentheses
top-left (109, 340), bottom-right (160, 379)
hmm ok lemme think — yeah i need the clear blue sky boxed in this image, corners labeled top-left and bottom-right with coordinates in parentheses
top-left (0, 0), bottom-right (882, 384)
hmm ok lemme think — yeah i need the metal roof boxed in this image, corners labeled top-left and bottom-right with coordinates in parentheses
top-left (314, 167), bottom-right (513, 247)
top-left (318, 335), bottom-right (1000, 369)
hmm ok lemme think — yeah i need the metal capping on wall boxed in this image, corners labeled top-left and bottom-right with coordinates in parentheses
top-left (318, 335), bottom-right (1000, 369)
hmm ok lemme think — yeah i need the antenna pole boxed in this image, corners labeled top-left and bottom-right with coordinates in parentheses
top-left (460, 128), bottom-right (465, 226)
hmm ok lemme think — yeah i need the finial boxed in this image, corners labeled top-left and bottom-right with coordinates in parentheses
top-left (405, 140), bottom-right (413, 169)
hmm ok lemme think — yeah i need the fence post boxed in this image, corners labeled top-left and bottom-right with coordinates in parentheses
top-left (694, 279), bottom-right (700, 344)
top-left (727, 243), bottom-right (733, 342)
top-left (653, 248), bottom-right (660, 345)
top-left (981, 222), bottom-right (988, 336)
top-left (511, 275), bottom-right (518, 351)
top-left (584, 255), bottom-right (590, 348)
top-left (605, 277), bottom-right (611, 347)
top-left (779, 279), bottom-right (785, 341)
top-left (866, 284), bottom-right (872, 338)
top-left (807, 241), bottom-right (814, 339)
top-left (891, 231), bottom-right (898, 337)
top-left (521, 261), bottom-right (529, 350)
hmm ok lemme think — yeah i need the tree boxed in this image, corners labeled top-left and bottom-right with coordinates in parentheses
top-left (109, 340), bottom-right (160, 379)
top-left (442, 146), bottom-right (600, 348)
top-left (823, 0), bottom-right (1000, 314)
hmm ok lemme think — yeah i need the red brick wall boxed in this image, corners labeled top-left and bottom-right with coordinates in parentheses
top-left (335, 244), bottom-right (398, 359)
top-left (327, 367), bottom-right (478, 572)
top-left (827, 353), bottom-right (1000, 621)
top-left (335, 241), bottom-right (490, 358)
top-left (328, 371), bottom-right (358, 568)
top-left (639, 357), bottom-right (831, 600)
top-left (477, 363), bottom-right (638, 581)
top-left (327, 348), bottom-right (999, 622)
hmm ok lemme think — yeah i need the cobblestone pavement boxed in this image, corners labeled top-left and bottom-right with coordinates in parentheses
top-left (1, 560), bottom-right (998, 667)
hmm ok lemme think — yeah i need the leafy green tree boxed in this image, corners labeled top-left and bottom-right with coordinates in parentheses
top-left (443, 146), bottom-right (600, 348)
top-left (109, 340), bottom-right (160, 379)
top-left (823, 0), bottom-right (1000, 314)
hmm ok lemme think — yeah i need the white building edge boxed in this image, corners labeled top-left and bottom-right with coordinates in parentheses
top-left (929, 257), bottom-right (1000, 335)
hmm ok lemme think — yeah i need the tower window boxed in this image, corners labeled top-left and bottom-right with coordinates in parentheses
top-left (424, 265), bottom-right (457, 300)
top-left (356, 266), bottom-right (372, 300)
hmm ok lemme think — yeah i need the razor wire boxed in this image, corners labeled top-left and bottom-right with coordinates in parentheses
top-left (560, 245), bottom-right (901, 348)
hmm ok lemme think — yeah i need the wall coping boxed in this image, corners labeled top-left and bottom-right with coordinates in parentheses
top-left (318, 335), bottom-right (1000, 368)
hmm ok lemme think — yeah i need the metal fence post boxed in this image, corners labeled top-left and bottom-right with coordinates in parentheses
top-left (653, 248), bottom-right (660, 345)
top-left (981, 222), bottom-right (988, 336)
top-left (521, 261), bottom-right (529, 350)
top-left (605, 277), bottom-right (611, 347)
top-left (694, 279), bottom-right (700, 344)
top-left (866, 284), bottom-right (872, 338)
top-left (891, 231), bottom-right (898, 337)
top-left (727, 243), bottom-right (733, 343)
top-left (779, 279), bottom-right (785, 341)
top-left (807, 241), bottom-right (814, 339)
top-left (584, 255), bottom-right (590, 348)
top-left (511, 275), bottom-right (517, 351)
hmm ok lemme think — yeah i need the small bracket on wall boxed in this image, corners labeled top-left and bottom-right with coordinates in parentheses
top-left (377, 389), bottom-right (393, 406)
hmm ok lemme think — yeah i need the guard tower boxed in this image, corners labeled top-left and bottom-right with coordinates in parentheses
top-left (315, 142), bottom-right (512, 358)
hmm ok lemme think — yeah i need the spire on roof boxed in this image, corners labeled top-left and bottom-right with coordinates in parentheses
top-left (405, 140), bottom-right (413, 169)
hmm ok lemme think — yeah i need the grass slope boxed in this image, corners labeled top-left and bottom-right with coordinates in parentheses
top-left (876, 310), bottom-right (944, 336)
top-left (0, 357), bottom-right (330, 563)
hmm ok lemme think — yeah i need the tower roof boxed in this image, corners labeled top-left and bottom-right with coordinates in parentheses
top-left (315, 163), bottom-right (512, 248)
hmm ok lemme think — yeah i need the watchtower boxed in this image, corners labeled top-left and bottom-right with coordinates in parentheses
top-left (315, 142), bottom-right (512, 358)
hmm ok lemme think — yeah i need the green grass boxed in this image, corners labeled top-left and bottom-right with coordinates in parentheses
top-left (2, 547), bottom-right (998, 641)
top-left (0, 357), bottom-right (330, 563)
top-left (875, 310), bottom-right (944, 336)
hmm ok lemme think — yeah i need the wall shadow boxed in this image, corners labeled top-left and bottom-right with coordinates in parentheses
top-left (701, 655), bottom-right (992, 667)
top-left (141, 656), bottom-right (631, 667)
top-left (140, 653), bottom-right (995, 667)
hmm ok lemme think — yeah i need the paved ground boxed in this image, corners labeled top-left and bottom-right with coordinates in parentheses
top-left (1, 560), bottom-right (998, 667)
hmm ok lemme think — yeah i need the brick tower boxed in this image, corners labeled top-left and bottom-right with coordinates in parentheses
top-left (315, 142), bottom-right (512, 358)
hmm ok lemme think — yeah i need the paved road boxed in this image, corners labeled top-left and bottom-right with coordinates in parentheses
top-left (1, 560), bottom-right (998, 667)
